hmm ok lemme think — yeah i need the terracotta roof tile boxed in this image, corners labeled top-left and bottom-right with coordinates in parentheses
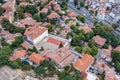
top-left (47, 47), bottom-right (75, 67)
top-left (20, 17), bottom-right (37, 26)
top-left (73, 54), bottom-right (95, 72)
top-left (10, 50), bottom-right (26, 61)
top-left (47, 37), bottom-right (65, 46)
top-left (93, 35), bottom-right (106, 47)
top-left (114, 45), bottom-right (120, 51)
top-left (24, 26), bottom-right (48, 40)
top-left (48, 12), bottom-right (60, 19)
top-left (68, 11), bottom-right (77, 17)
top-left (29, 52), bottom-right (44, 65)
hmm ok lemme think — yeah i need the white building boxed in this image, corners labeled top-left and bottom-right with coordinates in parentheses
top-left (24, 26), bottom-right (48, 44)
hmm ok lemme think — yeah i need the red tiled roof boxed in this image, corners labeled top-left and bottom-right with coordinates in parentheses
top-left (93, 35), bottom-right (107, 47)
top-left (10, 50), bottom-right (26, 61)
top-left (5, 34), bottom-right (15, 41)
top-left (21, 42), bottom-right (29, 50)
top-left (73, 54), bottom-right (95, 72)
top-left (102, 49), bottom-right (112, 59)
top-left (0, 30), bottom-right (9, 36)
top-left (24, 26), bottom-right (48, 40)
top-left (29, 52), bottom-right (44, 65)
top-left (47, 37), bottom-right (65, 46)
top-left (20, 17), bottom-right (37, 26)
top-left (47, 47), bottom-right (75, 67)
top-left (68, 11), bottom-right (77, 17)
top-left (47, 12), bottom-right (60, 19)
top-left (114, 45), bottom-right (120, 52)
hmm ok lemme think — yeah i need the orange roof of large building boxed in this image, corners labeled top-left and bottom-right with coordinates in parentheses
top-left (47, 37), bottom-right (65, 46)
top-left (29, 52), bottom-right (44, 65)
top-left (79, 25), bottom-right (92, 33)
top-left (73, 54), bottom-right (95, 72)
top-left (47, 12), bottom-right (60, 19)
top-left (10, 50), bottom-right (26, 61)
top-left (24, 26), bottom-right (48, 40)
top-left (47, 47), bottom-right (75, 67)
top-left (93, 35), bottom-right (107, 47)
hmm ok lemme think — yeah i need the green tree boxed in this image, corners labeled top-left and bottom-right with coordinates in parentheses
top-left (0, 0), bottom-right (3, 3)
top-left (33, 14), bottom-right (41, 22)
top-left (30, 46), bottom-right (38, 53)
top-left (66, 32), bottom-right (73, 39)
top-left (80, 2), bottom-right (84, 7)
top-left (0, 6), bottom-right (4, 16)
top-left (63, 75), bottom-right (76, 80)
top-left (1, 18), bottom-right (10, 29)
top-left (9, 61), bottom-right (20, 69)
top-left (61, 0), bottom-right (68, 10)
top-left (25, 5), bottom-right (38, 15)
top-left (84, 32), bottom-right (94, 42)
top-left (34, 60), bottom-right (56, 77)
top-left (75, 46), bottom-right (83, 53)
top-left (59, 42), bottom-right (63, 48)
top-left (22, 64), bottom-right (32, 70)
top-left (11, 36), bottom-right (23, 48)
top-left (40, 46), bottom-right (44, 51)
top-left (16, 6), bottom-right (25, 19)
top-left (112, 23), bottom-right (119, 29)
top-left (83, 47), bottom-right (91, 54)
top-left (88, 39), bottom-right (95, 47)
top-left (76, 15), bottom-right (85, 23)
top-left (45, 24), bottom-right (54, 32)
top-left (0, 46), bottom-right (12, 66)
top-left (90, 46), bottom-right (98, 56)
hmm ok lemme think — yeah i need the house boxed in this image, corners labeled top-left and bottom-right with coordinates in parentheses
top-left (73, 54), bottom-right (95, 72)
top-left (54, 4), bottom-right (61, 12)
top-left (93, 35), bottom-right (107, 48)
top-left (2, 0), bottom-right (15, 23)
top-left (9, 50), bottom-right (26, 61)
top-left (79, 25), bottom-right (92, 33)
top-left (40, 8), bottom-right (48, 14)
top-left (13, 22), bottom-right (25, 28)
top-left (100, 49), bottom-right (112, 62)
top-left (47, 12), bottom-right (60, 20)
top-left (20, 17), bottom-right (37, 27)
top-left (114, 45), bottom-right (120, 52)
top-left (28, 52), bottom-right (44, 65)
top-left (4, 34), bottom-right (15, 45)
top-left (93, 60), bottom-right (106, 74)
top-left (21, 41), bottom-right (33, 50)
top-left (0, 30), bottom-right (9, 37)
top-left (24, 26), bottom-right (48, 44)
top-left (47, 47), bottom-right (75, 68)
top-left (105, 66), bottom-right (116, 80)
top-left (67, 10), bottom-right (77, 18)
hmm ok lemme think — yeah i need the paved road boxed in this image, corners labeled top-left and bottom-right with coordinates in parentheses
top-left (57, 0), bottom-right (94, 25)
